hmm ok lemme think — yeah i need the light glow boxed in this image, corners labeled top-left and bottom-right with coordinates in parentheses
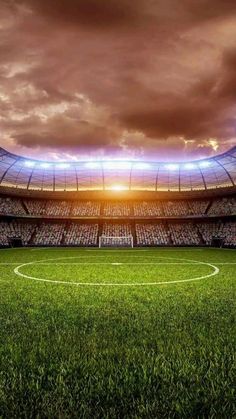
top-left (165, 164), bottom-right (179, 171)
top-left (85, 162), bottom-right (101, 169)
top-left (56, 163), bottom-right (70, 169)
top-left (103, 161), bottom-right (132, 170)
top-left (40, 162), bottom-right (51, 169)
top-left (24, 161), bottom-right (35, 168)
top-left (183, 163), bottom-right (196, 170)
top-left (109, 184), bottom-right (128, 191)
top-left (134, 162), bottom-right (151, 170)
top-left (199, 161), bottom-right (210, 168)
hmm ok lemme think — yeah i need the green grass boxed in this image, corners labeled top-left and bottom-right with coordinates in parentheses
top-left (0, 247), bottom-right (235, 418)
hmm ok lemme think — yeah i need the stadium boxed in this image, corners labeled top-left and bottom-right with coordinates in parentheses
top-left (0, 145), bottom-right (236, 250)
top-left (1, 145), bottom-right (236, 417)
top-left (1, 1), bottom-right (236, 418)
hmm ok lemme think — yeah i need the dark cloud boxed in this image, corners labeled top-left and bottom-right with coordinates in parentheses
top-left (17, 0), bottom-right (143, 28)
top-left (121, 104), bottom-right (217, 139)
top-left (0, 0), bottom-right (236, 160)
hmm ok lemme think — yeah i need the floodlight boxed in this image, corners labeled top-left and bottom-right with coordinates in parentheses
top-left (40, 162), bottom-right (51, 169)
top-left (183, 163), bottom-right (196, 170)
top-left (165, 164), bottom-right (179, 171)
top-left (57, 163), bottom-right (70, 169)
top-left (85, 162), bottom-right (101, 169)
top-left (199, 161), bottom-right (210, 168)
top-left (24, 161), bottom-right (35, 168)
top-left (134, 163), bottom-right (151, 170)
top-left (103, 161), bottom-right (132, 170)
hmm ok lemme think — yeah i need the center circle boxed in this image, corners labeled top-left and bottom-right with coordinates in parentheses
top-left (13, 256), bottom-right (219, 286)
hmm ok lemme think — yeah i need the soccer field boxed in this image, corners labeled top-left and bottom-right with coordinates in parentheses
top-left (0, 247), bottom-right (236, 418)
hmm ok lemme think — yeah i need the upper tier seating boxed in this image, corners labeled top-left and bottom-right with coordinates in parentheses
top-left (0, 197), bottom-right (25, 215)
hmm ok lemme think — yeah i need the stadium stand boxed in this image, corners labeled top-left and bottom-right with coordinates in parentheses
top-left (0, 197), bottom-right (25, 215)
top-left (24, 199), bottom-right (47, 215)
top-left (0, 220), bottom-right (37, 246)
top-left (71, 201), bottom-right (100, 216)
top-left (134, 201), bottom-right (163, 216)
top-left (188, 200), bottom-right (209, 216)
top-left (208, 197), bottom-right (236, 216)
top-left (33, 222), bottom-right (65, 246)
top-left (169, 222), bottom-right (201, 245)
top-left (0, 195), bottom-right (236, 218)
top-left (136, 223), bottom-right (169, 245)
top-left (162, 200), bottom-right (189, 216)
top-left (64, 223), bottom-right (98, 246)
top-left (103, 202), bottom-right (131, 216)
top-left (0, 145), bottom-right (235, 248)
top-left (102, 223), bottom-right (132, 236)
top-left (45, 200), bottom-right (72, 217)
top-left (223, 222), bottom-right (236, 246)
top-left (0, 218), bottom-right (235, 247)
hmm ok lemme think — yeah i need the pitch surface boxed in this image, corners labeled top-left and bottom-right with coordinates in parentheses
top-left (0, 247), bottom-right (235, 417)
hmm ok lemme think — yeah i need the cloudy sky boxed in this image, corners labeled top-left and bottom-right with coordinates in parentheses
top-left (0, 0), bottom-right (236, 161)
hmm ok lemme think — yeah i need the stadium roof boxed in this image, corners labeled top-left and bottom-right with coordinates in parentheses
top-left (0, 146), bottom-right (236, 193)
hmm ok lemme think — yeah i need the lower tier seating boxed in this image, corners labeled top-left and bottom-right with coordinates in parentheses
top-left (0, 220), bottom-right (235, 247)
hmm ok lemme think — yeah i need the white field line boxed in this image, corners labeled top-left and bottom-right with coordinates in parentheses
top-left (0, 262), bottom-right (206, 265)
top-left (13, 256), bottom-right (220, 286)
top-left (0, 254), bottom-right (209, 259)
top-left (0, 261), bottom-right (235, 265)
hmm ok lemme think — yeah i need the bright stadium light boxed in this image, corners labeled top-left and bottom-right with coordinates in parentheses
top-left (40, 162), bottom-right (51, 169)
top-left (103, 161), bottom-right (132, 170)
top-left (85, 162), bottom-right (101, 169)
top-left (165, 164), bottom-right (179, 171)
top-left (183, 163), bottom-right (196, 170)
top-left (56, 163), bottom-right (70, 169)
top-left (134, 162), bottom-right (151, 170)
top-left (24, 161), bottom-right (35, 168)
top-left (199, 161), bottom-right (210, 168)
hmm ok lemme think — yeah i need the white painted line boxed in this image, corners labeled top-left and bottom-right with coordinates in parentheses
top-left (13, 256), bottom-right (219, 287)
top-left (0, 261), bottom-right (235, 265)
top-left (12, 262), bottom-right (203, 265)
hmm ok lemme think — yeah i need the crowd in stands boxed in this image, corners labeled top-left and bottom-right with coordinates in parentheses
top-left (0, 220), bottom-right (37, 246)
top-left (198, 222), bottom-right (226, 246)
top-left (0, 220), bottom-right (235, 247)
top-left (103, 202), bottom-right (131, 216)
top-left (223, 222), bottom-right (236, 246)
top-left (208, 197), bottom-right (236, 216)
top-left (136, 223), bottom-right (169, 245)
top-left (24, 199), bottom-right (47, 215)
top-left (71, 201), bottom-right (100, 216)
top-left (0, 195), bottom-right (236, 217)
top-left (0, 197), bottom-right (25, 215)
top-left (162, 200), bottom-right (189, 216)
top-left (46, 200), bottom-right (71, 217)
top-left (102, 223), bottom-right (132, 237)
top-left (169, 223), bottom-right (201, 245)
top-left (33, 223), bottom-right (65, 245)
top-left (188, 200), bottom-right (209, 216)
top-left (64, 223), bottom-right (98, 246)
top-left (134, 201), bottom-right (163, 216)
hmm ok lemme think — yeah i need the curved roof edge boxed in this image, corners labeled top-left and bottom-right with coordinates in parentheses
top-left (0, 146), bottom-right (236, 193)
top-left (1, 146), bottom-right (236, 165)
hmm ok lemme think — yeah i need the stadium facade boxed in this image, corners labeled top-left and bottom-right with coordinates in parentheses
top-left (0, 147), bottom-right (235, 248)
